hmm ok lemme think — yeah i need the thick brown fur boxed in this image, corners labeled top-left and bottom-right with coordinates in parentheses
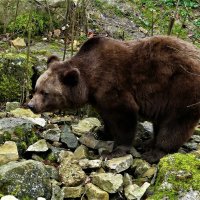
top-left (28, 36), bottom-right (200, 163)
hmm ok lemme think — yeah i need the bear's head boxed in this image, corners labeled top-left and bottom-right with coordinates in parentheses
top-left (28, 55), bottom-right (88, 113)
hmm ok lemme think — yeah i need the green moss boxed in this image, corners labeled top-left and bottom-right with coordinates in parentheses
top-left (0, 52), bottom-right (35, 102)
top-left (11, 184), bottom-right (21, 197)
top-left (148, 190), bottom-right (177, 200)
top-left (22, 196), bottom-right (32, 200)
top-left (32, 49), bottom-right (48, 56)
top-left (18, 142), bottom-right (28, 153)
top-left (3, 52), bottom-right (26, 60)
top-left (47, 152), bottom-right (57, 162)
top-left (12, 126), bottom-right (39, 156)
top-left (15, 126), bottom-right (25, 139)
top-left (127, 0), bottom-right (199, 44)
top-left (3, 131), bottom-right (12, 141)
top-left (0, 135), bottom-right (4, 145)
top-left (0, 183), bottom-right (32, 200)
top-left (0, 112), bottom-right (6, 119)
top-left (0, 41), bottom-right (10, 50)
top-left (10, 108), bottom-right (40, 118)
top-left (149, 153), bottom-right (200, 199)
top-left (27, 130), bottom-right (39, 145)
top-left (0, 181), bottom-right (19, 196)
top-left (49, 42), bottom-right (62, 51)
top-left (7, 11), bottom-right (54, 36)
top-left (1, 52), bottom-right (37, 66)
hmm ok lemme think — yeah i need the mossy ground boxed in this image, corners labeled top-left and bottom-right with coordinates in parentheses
top-left (149, 153), bottom-right (200, 200)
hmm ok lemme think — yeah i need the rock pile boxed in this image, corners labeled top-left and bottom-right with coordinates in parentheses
top-left (0, 104), bottom-right (199, 199)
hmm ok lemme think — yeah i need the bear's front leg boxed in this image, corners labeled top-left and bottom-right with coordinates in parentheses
top-left (100, 110), bottom-right (137, 158)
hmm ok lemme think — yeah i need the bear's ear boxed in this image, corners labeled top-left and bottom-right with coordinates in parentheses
top-left (47, 55), bottom-right (60, 68)
top-left (61, 68), bottom-right (80, 86)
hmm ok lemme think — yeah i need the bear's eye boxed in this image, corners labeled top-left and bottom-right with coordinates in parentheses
top-left (41, 91), bottom-right (49, 97)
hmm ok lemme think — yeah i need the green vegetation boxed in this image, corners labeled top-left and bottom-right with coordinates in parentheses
top-left (0, 126), bottom-right (39, 156)
top-left (8, 11), bottom-right (53, 36)
top-left (2, 131), bottom-right (12, 141)
top-left (47, 152), bottom-right (57, 162)
top-left (149, 153), bottom-right (200, 200)
top-left (93, 0), bottom-right (199, 44)
top-left (0, 52), bottom-right (35, 102)
top-left (0, 0), bottom-right (199, 103)
top-left (14, 126), bottom-right (39, 155)
top-left (128, 0), bottom-right (199, 43)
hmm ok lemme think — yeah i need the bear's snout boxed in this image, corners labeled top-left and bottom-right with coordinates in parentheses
top-left (27, 102), bottom-right (37, 113)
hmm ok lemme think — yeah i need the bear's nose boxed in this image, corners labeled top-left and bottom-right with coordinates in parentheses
top-left (27, 102), bottom-right (35, 111)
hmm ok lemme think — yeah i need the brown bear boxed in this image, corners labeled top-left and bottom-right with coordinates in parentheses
top-left (28, 35), bottom-right (200, 163)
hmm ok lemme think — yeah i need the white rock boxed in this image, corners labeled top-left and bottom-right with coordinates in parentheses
top-left (1, 195), bottom-right (19, 200)
top-left (124, 184), bottom-right (139, 200)
top-left (72, 118), bottom-right (101, 136)
top-left (179, 190), bottom-right (200, 200)
top-left (124, 182), bottom-right (150, 200)
top-left (26, 117), bottom-right (46, 127)
top-left (27, 139), bottom-right (48, 152)
top-left (105, 154), bottom-right (133, 173)
top-left (79, 159), bottom-right (102, 169)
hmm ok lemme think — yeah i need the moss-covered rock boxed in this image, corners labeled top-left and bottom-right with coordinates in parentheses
top-left (0, 118), bottom-right (40, 156)
top-left (0, 118), bottom-right (33, 137)
top-left (148, 153), bottom-right (200, 200)
top-left (0, 160), bottom-right (52, 199)
top-left (10, 108), bottom-right (41, 118)
top-left (0, 52), bottom-right (36, 102)
top-left (14, 127), bottom-right (39, 156)
top-left (5, 102), bottom-right (20, 112)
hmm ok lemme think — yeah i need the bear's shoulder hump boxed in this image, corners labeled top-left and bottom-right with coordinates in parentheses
top-left (79, 36), bottom-right (107, 53)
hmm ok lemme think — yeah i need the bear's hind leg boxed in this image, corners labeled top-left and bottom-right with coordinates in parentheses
top-left (142, 115), bottom-right (199, 163)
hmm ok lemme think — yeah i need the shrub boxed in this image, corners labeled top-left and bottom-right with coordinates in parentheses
top-left (8, 11), bottom-right (52, 36)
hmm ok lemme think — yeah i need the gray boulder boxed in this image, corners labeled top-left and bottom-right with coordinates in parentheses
top-left (0, 160), bottom-right (52, 199)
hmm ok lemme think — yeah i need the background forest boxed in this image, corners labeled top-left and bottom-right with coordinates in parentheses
top-left (0, 0), bottom-right (199, 104)
top-left (0, 1), bottom-right (200, 200)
